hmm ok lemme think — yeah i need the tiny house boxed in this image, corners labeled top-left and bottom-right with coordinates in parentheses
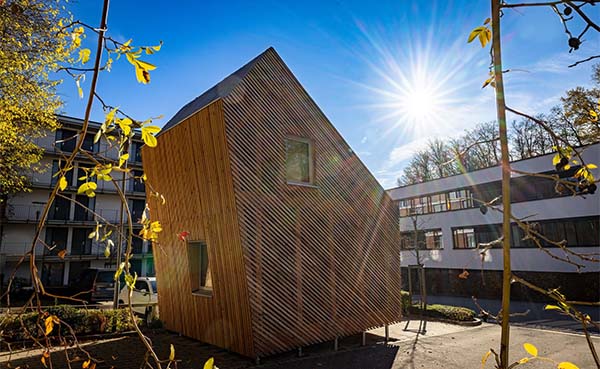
top-left (142, 47), bottom-right (402, 358)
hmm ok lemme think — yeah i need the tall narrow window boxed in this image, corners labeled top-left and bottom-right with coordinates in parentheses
top-left (285, 138), bottom-right (312, 184)
top-left (188, 241), bottom-right (212, 296)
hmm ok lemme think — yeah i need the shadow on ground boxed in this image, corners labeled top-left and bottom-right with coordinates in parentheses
top-left (1, 330), bottom-right (403, 369)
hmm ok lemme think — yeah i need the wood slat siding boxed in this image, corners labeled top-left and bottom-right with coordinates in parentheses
top-left (222, 49), bottom-right (402, 357)
top-left (141, 100), bottom-right (255, 357)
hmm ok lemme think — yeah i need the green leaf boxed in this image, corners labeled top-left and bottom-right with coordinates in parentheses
top-left (523, 343), bottom-right (538, 357)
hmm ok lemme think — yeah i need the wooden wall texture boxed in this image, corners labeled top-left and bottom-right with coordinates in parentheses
top-left (222, 49), bottom-right (402, 357)
top-left (142, 100), bottom-right (255, 357)
top-left (143, 47), bottom-right (401, 359)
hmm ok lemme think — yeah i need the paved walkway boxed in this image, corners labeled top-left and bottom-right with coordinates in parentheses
top-left (1, 320), bottom-right (597, 368)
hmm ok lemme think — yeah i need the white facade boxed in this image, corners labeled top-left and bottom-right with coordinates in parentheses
top-left (387, 144), bottom-right (600, 274)
top-left (0, 116), bottom-right (154, 288)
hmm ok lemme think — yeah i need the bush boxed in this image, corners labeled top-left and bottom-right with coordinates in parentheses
top-left (409, 303), bottom-right (476, 322)
top-left (0, 306), bottom-right (138, 341)
top-left (400, 290), bottom-right (411, 315)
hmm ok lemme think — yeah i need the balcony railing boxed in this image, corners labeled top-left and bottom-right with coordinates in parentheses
top-left (5, 205), bottom-right (125, 224)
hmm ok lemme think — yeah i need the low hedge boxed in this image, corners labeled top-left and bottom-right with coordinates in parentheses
top-left (400, 290), bottom-right (411, 316)
top-left (0, 305), bottom-right (138, 341)
top-left (409, 303), bottom-right (476, 322)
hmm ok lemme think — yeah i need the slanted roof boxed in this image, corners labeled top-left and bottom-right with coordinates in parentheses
top-left (161, 47), bottom-right (274, 134)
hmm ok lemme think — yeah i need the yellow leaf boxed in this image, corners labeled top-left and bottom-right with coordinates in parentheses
top-left (484, 18), bottom-right (491, 25)
top-left (518, 357), bottom-right (529, 364)
top-left (468, 26), bottom-right (485, 43)
top-left (58, 249), bottom-right (67, 259)
top-left (118, 117), bottom-right (132, 136)
top-left (169, 344), bottom-right (175, 361)
top-left (142, 125), bottom-right (161, 148)
top-left (59, 176), bottom-right (68, 191)
top-left (481, 351), bottom-right (491, 368)
top-left (591, 110), bottom-right (598, 121)
top-left (105, 106), bottom-right (118, 124)
top-left (586, 163), bottom-right (597, 169)
top-left (79, 48), bottom-right (91, 64)
top-left (545, 304), bottom-right (561, 310)
top-left (136, 59), bottom-right (157, 71)
top-left (82, 359), bottom-right (91, 368)
top-left (203, 357), bottom-right (214, 369)
top-left (552, 154), bottom-right (561, 166)
top-left (41, 355), bottom-right (47, 368)
top-left (479, 28), bottom-right (492, 48)
top-left (119, 153), bottom-right (129, 167)
top-left (44, 316), bottom-right (55, 335)
top-left (558, 362), bottom-right (579, 369)
top-left (523, 343), bottom-right (538, 357)
top-left (77, 182), bottom-right (98, 197)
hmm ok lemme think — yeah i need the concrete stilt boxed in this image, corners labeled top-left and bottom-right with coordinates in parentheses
top-left (334, 336), bottom-right (339, 351)
top-left (255, 357), bottom-right (261, 365)
top-left (297, 347), bottom-right (303, 357)
top-left (384, 324), bottom-right (389, 343)
top-left (361, 331), bottom-right (366, 346)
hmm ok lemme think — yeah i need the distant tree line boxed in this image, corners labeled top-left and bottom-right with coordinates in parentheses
top-left (397, 64), bottom-right (600, 186)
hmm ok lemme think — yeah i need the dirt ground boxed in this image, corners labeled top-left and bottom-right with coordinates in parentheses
top-left (1, 320), bottom-right (597, 369)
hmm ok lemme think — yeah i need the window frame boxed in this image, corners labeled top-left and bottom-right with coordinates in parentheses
top-left (188, 240), bottom-right (213, 297)
top-left (284, 136), bottom-right (315, 186)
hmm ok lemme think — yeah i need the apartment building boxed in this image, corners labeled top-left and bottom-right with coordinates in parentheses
top-left (387, 143), bottom-right (600, 300)
top-left (0, 115), bottom-right (154, 289)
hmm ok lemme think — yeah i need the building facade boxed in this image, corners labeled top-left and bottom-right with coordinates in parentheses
top-left (0, 115), bottom-right (154, 290)
top-left (387, 144), bottom-right (600, 300)
top-left (143, 47), bottom-right (402, 358)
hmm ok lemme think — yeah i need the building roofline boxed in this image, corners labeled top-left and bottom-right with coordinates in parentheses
top-left (385, 142), bottom-right (600, 191)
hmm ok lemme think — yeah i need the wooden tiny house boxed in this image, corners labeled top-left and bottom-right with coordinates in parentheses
top-left (142, 47), bottom-right (402, 358)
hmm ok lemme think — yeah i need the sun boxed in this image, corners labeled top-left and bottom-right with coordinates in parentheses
top-left (399, 83), bottom-right (439, 123)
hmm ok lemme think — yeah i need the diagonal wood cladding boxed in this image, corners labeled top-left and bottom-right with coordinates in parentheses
top-left (143, 47), bottom-right (401, 359)
top-left (222, 48), bottom-right (402, 356)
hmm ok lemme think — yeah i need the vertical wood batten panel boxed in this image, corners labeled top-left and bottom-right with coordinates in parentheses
top-left (142, 100), bottom-right (255, 357)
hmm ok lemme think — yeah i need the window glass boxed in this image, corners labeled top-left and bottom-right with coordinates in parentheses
top-left (425, 230), bottom-right (443, 249)
top-left (49, 196), bottom-right (71, 220)
top-left (576, 218), bottom-right (599, 246)
top-left (74, 194), bottom-right (94, 221)
top-left (71, 228), bottom-right (93, 255)
top-left (285, 138), bottom-right (311, 183)
top-left (189, 241), bottom-right (212, 295)
top-left (453, 228), bottom-right (476, 249)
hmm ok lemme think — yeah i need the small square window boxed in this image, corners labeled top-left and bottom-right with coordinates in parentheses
top-left (188, 241), bottom-right (212, 296)
top-left (285, 138), bottom-right (313, 184)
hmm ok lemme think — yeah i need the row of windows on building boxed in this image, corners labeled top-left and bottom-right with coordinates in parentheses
top-left (398, 172), bottom-right (575, 217)
top-left (45, 195), bottom-right (146, 222)
top-left (54, 129), bottom-right (144, 163)
top-left (400, 216), bottom-right (599, 250)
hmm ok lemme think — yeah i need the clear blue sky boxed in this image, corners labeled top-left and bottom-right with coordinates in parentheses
top-left (57, 0), bottom-right (599, 188)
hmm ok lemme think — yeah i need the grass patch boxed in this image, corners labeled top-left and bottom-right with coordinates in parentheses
top-left (0, 305), bottom-right (138, 341)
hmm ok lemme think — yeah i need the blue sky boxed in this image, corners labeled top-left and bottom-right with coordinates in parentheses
top-left (57, 0), bottom-right (599, 188)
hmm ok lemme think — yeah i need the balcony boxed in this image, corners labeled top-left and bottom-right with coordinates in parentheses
top-left (1, 241), bottom-right (153, 261)
top-left (5, 205), bottom-right (124, 224)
